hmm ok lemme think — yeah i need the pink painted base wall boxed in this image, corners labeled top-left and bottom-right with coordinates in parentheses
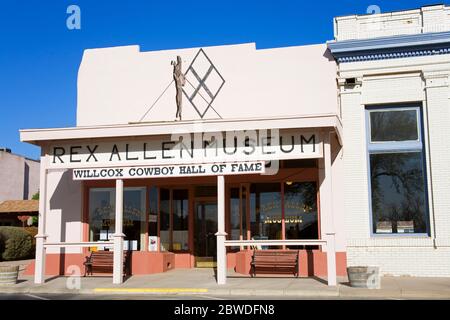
top-left (24, 250), bottom-right (347, 277)
top-left (24, 252), bottom-right (176, 276)
top-left (23, 253), bottom-right (86, 276)
top-left (234, 250), bottom-right (347, 277)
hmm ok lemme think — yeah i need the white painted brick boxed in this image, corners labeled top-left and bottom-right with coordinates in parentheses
top-left (334, 4), bottom-right (450, 41)
top-left (338, 6), bottom-right (450, 277)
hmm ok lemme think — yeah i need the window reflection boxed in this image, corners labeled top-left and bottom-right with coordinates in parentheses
top-left (229, 188), bottom-right (240, 241)
top-left (370, 152), bottom-right (427, 234)
top-left (89, 187), bottom-right (146, 251)
top-left (172, 189), bottom-right (189, 251)
top-left (89, 188), bottom-right (115, 247)
top-left (123, 188), bottom-right (146, 251)
top-left (250, 183), bottom-right (282, 244)
top-left (284, 182), bottom-right (318, 247)
top-left (370, 109), bottom-right (418, 142)
top-left (159, 188), bottom-right (170, 251)
top-left (148, 187), bottom-right (158, 251)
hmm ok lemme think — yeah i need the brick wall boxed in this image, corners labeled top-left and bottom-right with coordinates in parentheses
top-left (338, 36), bottom-right (450, 276)
top-left (334, 4), bottom-right (450, 41)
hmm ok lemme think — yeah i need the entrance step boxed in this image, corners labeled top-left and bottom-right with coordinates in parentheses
top-left (195, 257), bottom-right (217, 268)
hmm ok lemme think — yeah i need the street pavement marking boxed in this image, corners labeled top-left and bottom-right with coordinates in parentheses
top-left (94, 288), bottom-right (209, 294)
top-left (25, 294), bottom-right (50, 300)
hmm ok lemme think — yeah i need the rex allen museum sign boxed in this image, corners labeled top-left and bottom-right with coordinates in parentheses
top-left (44, 129), bottom-right (323, 179)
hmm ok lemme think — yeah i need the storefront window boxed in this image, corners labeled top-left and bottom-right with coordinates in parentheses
top-left (229, 185), bottom-right (249, 249)
top-left (123, 187), bottom-right (146, 251)
top-left (89, 188), bottom-right (115, 249)
top-left (172, 189), bottom-right (189, 251)
top-left (229, 188), bottom-right (240, 241)
top-left (89, 187), bottom-right (146, 250)
top-left (148, 186), bottom-right (158, 251)
top-left (369, 109), bottom-right (418, 142)
top-left (250, 183), bottom-right (282, 241)
top-left (284, 182), bottom-right (318, 242)
top-left (241, 185), bottom-right (247, 239)
top-left (159, 188), bottom-right (189, 252)
top-left (367, 106), bottom-right (429, 235)
top-left (159, 188), bottom-right (170, 251)
top-left (370, 152), bottom-right (427, 234)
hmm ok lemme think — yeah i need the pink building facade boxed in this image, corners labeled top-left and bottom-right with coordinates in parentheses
top-left (20, 5), bottom-right (450, 285)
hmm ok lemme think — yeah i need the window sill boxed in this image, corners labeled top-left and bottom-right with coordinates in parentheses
top-left (347, 236), bottom-right (434, 248)
top-left (370, 233), bottom-right (430, 238)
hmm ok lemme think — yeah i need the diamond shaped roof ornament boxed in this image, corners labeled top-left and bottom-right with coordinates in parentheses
top-left (182, 49), bottom-right (225, 119)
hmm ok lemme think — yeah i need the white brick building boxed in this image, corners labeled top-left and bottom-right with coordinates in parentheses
top-left (329, 4), bottom-right (450, 276)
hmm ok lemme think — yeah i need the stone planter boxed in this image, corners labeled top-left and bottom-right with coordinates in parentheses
top-left (0, 265), bottom-right (19, 285)
top-left (347, 266), bottom-right (380, 289)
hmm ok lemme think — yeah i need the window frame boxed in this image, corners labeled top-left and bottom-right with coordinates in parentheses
top-left (367, 106), bottom-right (422, 151)
top-left (365, 105), bottom-right (430, 237)
top-left (88, 186), bottom-right (148, 250)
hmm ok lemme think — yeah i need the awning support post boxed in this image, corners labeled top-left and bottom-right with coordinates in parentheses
top-left (34, 157), bottom-right (48, 284)
top-left (216, 175), bottom-right (227, 285)
top-left (113, 179), bottom-right (125, 284)
top-left (322, 131), bottom-right (337, 286)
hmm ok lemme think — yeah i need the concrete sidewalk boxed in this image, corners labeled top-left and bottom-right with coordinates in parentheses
top-left (1, 268), bottom-right (450, 299)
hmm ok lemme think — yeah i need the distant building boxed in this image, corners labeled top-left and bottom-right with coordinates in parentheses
top-left (0, 149), bottom-right (39, 226)
top-left (0, 200), bottom-right (39, 227)
top-left (0, 148), bottom-right (40, 201)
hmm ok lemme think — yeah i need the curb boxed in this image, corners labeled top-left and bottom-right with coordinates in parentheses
top-left (0, 287), bottom-right (338, 297)
top-left (1, 285), bottom-right (449, 298)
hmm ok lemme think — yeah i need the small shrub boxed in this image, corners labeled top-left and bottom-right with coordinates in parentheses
top-left (24, 226), bottom-right (38, 246)
top-left (0, 227), bottom-right (34, 261)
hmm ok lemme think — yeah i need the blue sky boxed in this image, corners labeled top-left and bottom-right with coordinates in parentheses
top-left (0, 0), bottom-right (442, 160)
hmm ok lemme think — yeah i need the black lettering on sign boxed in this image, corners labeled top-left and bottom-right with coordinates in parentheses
top-left (70, 146), bottom-right (82, 163)
top-left (279, 136), bottom-right (294, 153)
top-left (143, 143), bottom-right (156, 160)
top-left (180, 140), bottom-right (194, 159)
top-left (73, 170), bottom-right (83, 178)
top-left (86, 145), bottom-right (98, 162)
top-left (109, 144), bottom-right (121, 161)
top-left (53, 147), bottom-right (65, 163)
top-left (126, 144), bottom-right (138, 160)
top-left (222, 137), bottom-right (237, 155)
top-left (261, 137), bottom-right (274, 155)
top-left (100, 169), bottom-right (108, 178)
top-left (300, 134), bottom-right (315, 153)
top-left (162, 141), bottom-right (175, 159)
top-left (203, 138), bottom-right (218, 157)
top-left (243, 137), bottom-right (256, 155)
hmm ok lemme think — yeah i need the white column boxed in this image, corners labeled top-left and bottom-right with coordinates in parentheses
top-left (423, 72), bottom-right (450, 246)
top-left (321, 131), bottom-right (337, 286)
top-left (34, 156), bottom-right (48, 284)
top-left (215, 175), bottom-right (227, 285)
top-left (325, 233), bottom-right (337, 286)
top-left (113, 179), bottom-right (125, 284)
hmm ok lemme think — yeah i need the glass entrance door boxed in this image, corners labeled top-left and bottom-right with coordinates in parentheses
top-left (194, 201), bottom-right (218, 266)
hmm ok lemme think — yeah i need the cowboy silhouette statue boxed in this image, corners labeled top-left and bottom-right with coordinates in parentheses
top-left (171, 56), bottom-right (186, 121)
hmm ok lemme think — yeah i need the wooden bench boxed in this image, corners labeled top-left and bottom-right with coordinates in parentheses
top-left (84, 250), bottom-right (130, 276)
top-left (250, 249), bottom-right (299, 277)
